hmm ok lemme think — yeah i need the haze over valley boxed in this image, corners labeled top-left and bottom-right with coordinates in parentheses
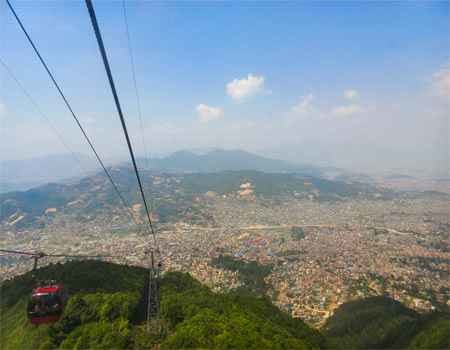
top-left (1, 150), bottom-right (449, 329)
top-left (1, 1), bottom-right (449, 348)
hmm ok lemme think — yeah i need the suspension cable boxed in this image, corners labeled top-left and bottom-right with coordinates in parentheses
top-left (0, 249), bottom-right (112, 258)
top-left (0, 57), bottom-right (89, 177)
top-left (85, 0), bottom-right (158, 251)
top-left (122, 0), bottom-right (150, 171)
top-left (5, 0), bottom-right (141, 230)
top-left (121, 0), bottom-right (157, 243)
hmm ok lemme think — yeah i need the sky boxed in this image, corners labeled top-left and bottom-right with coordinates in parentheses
top-left (0, 1), bottom-right (449, 176)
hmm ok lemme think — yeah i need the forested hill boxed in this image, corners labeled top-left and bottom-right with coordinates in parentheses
top-left (324, 297), bottom-right (450, 350)
top-left (1, 261), bottom-right (448, 350)
top-left (0, 168), bottom-right (387, 230)
top-left (0, 261), bottom-right (324, 349)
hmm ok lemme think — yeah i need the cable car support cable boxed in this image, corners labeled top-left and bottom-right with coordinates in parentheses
top-left (0, 57), bottom-right (89, 176)
top-left (0, 249), bottom-right (113, 259)
top-left (121, 0), bottom-right (157, 244)
top-left (85, 0), bottom-right (158, 252)
top-left (85, 0), bottom-right (161, 326)
top-left (122, 0), bottom-right (151, 171)
top-left (0, 249), bottom-right (114, 272)
top-left (5, 0), bottom-right (142, 231)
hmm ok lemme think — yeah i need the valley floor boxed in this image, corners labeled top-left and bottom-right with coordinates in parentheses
top-left (1, 197), bottom-right (449, 328)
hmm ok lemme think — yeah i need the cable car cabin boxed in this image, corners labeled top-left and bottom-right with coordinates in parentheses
top-left (27, 283), bottom-right (68, 325)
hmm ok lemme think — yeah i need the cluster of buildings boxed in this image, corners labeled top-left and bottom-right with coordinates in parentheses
top-left (1, 188), bottom-right (448, 328)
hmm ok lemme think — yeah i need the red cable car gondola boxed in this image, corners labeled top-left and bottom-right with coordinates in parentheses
top-left (0, 249), bottom-right (111, 326)
top-left (27, 281), bottom-right (68, 325)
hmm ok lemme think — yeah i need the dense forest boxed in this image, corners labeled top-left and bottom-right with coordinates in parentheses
top-left (324, 297), bottom-right (449, 349)
top-left (1, 261), bottom-right (448, 349)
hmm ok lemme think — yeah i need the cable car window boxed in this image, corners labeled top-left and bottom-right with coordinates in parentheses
top-left (28, 293), bottom-right (62, 316)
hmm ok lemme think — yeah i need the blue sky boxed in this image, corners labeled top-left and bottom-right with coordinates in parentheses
top-left (1, 1), bottom-right (449, 174)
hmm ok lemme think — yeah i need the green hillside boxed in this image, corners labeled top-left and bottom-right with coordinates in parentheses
top-left (211, 254), bottom-right (273, 294)
top-left (0, 261), bottom-right (324, 350)
top-left (1, 168), bottom-right (387, 230)
top-left (179, 170), bottom-right (377, 199)
top-left (324, 296), bottom-right (450, 350)
top-left (1, 261), bottom-right (448, 350)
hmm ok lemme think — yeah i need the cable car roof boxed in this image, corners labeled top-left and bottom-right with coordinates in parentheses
top-left (33, 285), bottom-right (62, 294)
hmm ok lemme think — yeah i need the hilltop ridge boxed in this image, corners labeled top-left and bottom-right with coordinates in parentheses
top-left (140, 149), bottom-right (324, 175)
top-left (0, 165), bottom-right (387, 230)
top-left (0, 149), bottom-right (324, 194)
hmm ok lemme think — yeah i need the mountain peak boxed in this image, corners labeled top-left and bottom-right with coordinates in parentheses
top-left (147, 149), bottom-right (321, 175)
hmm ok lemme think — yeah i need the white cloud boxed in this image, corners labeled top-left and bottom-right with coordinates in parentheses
top-left (291, 94), bottom-right (314, 114)
top-left (331, 104), bottom-right (364, 117)
top-left (432, 66), bottom-right (450, 99)
top-left (196, 104), bottom-right (224, 123)
top-left (226, 74), bottom-right (266, 101)
top-left (344, 89), bottom-right (359, 100)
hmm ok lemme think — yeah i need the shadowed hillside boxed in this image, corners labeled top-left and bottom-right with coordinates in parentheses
top-left (324, 296), bottom-right (450, 350)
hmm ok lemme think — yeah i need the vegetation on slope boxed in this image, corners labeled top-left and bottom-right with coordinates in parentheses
top-left (408, 316), bottom-right (450, 350)
top-left (1, 166), bottom-right (391, 230)
top-left (324, 296), bottom-right (450, 350)
top-left (180, 170), bottom-right (375, 199)
top-left (0, 261), bottom-right (323, 350)
top-left (1, 261), bottom-right (147, 350)
top-left (1, 261), bottom-right (448, 350)
top-left (159, 272), bottom-right (325, 349)
top-left (210, 254), bottom-right (273, 294)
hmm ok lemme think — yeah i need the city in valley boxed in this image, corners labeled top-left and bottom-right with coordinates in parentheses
top-left (1, 169), bottom-right (449, 328)
top-left (1, 3), bottom-right (448, 348)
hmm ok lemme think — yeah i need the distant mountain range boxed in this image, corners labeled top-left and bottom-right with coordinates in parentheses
top-left (3, 149), bottom-right (447, 196)
top-left (0, 167), bottom-right (386, 230)
top-left (140, 149), bottom-right (325, 175)
top-left (0, 150), bottom-right (325, 193)
top-left (0, 154), bottom-right (98, 193)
